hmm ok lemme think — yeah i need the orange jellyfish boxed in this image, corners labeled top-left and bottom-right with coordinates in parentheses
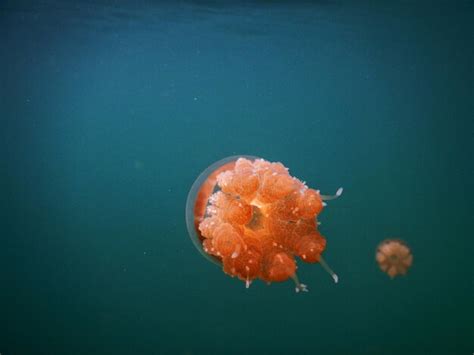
top-left (376, 239), bottom-right (413, 278)
top-left (185, 156), bottom-right (343, 292)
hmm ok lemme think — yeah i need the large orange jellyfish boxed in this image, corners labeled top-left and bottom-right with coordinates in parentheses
top-left (186, 156), bottom-right (342, 292)
top-left (376, 239), bottom-right (413, 278)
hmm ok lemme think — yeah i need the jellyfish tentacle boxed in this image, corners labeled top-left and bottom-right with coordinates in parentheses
top-left (245, 278), bottom-right (252, 289)
top-left (320, 187), bottom-right (343, 201)
top-left (291, 274), bottom-right (308, 293)
top-left (319, 256), bottom-right (339, 283)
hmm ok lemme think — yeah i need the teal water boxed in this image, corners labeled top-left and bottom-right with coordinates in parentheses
top-left (1, 1), bottom-right (472, 354)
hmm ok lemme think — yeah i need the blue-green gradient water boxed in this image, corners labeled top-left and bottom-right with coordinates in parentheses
top-left (1, 1), bottom-right (472, 354)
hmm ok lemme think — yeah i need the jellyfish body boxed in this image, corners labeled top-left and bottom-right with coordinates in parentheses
top-left (376, 239), bottom-right (413, 278)
top-left (186, 156), bottom-right (342, 292)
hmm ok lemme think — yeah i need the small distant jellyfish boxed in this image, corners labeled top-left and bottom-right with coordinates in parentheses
top-left (185, 155), bottom-right (343, 292)
top-left (376, 239), bottom-right (413, 278)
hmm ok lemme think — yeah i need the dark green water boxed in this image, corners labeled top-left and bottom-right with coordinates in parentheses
top-left (1, 1), bottom-right (472, 354)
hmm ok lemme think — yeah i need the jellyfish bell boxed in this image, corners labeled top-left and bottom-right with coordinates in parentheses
top-left (185, 156), bottom-right (343, 292)
top-left (376, 239), bottom-right (413, 278)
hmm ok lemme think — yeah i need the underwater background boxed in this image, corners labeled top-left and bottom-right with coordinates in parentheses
top-left (1, 1), bottom-right (472, 354)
